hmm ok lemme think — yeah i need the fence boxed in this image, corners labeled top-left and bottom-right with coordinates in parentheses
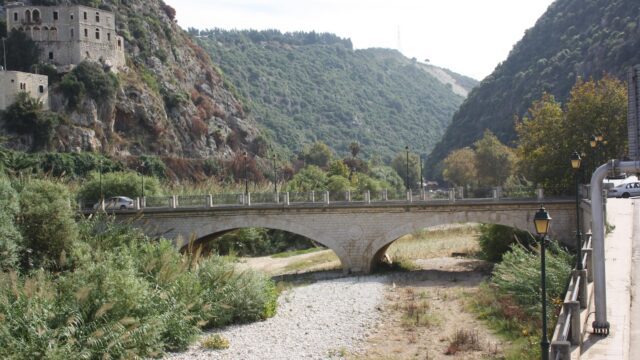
top-left (550, 234), bottom-right (594, 359)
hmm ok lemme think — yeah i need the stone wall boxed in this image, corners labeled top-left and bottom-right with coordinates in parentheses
top-left (5, 4), bottom-right (125, 69)
top-left (0, 70), bottom-right (49, 110)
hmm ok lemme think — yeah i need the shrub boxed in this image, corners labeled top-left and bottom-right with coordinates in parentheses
top-left (0, 176), bottom-right (21, 271)
top-left (58, 73), bottom-right (85, 109)
top-left (77, 171), bottom-right (161, 203)
top-left (478, 224), bottom-right (534, 262)
top-left (201, 334), bottom-right (230, 350)
top-left (139, 155), bottom-right (167, 179)
top-left (285, 165), bottom-right (328, 192)
top-left (71, 61), bottom-right (118, 102)
top-left (19, 179), bottom-right (77, 270)
top-left (491, 244), bottom-right (571, 319)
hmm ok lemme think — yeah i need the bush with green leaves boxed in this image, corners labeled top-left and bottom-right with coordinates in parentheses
top-left (478, 224), bottom-right (535, 262)
top-left (0, 176), bottom-right (22, 271)
top-left (19, 179), bottom-right (77, 270)
top-left (491, 243), bottom-right (572, 320)
top-left (284, 165), bottom-right (328, 192)
top-left (59, 61), bottom-right (118, 108)
top-left (0, 215), bottom-right (279, 359)
top-left (77, 171), bottom-right (161, 203)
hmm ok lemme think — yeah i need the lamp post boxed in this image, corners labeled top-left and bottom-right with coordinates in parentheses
top-left (272, 154), bottom-right (278, 194)
top-left (140, 161), bottom-right (145, 199)
top-left (243, 151), bottom-right (248, 196)
top-left (419, 154), bottom-right (423, 191)
top-left (405, 146), bottom-right (410, 192)
top-left (99, 159), bottom-right (103, 202)
top-left (2, 37), bottom-right (6, 71)
top-left (571, 151), bottom-right (583, 270)
top-left (534, 206), bottom-right (552, 360)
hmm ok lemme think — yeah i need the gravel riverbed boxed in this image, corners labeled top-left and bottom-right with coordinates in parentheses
top-left (167, 275), bottom-right (389, 360)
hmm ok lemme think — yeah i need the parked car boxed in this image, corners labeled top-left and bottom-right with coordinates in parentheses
top-left (607, 182), bottom-right (640, 198)
top-left (93, 196), bottom-right (136, 210)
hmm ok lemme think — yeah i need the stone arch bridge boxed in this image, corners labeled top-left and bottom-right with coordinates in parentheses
top-left (110, 197), bottom-right (584, 274)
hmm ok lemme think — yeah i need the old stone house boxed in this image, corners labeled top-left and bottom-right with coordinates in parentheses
top-left (0, 70), bottom-right (49, 110)
top-left (5, 4), bottom-right (125, 71)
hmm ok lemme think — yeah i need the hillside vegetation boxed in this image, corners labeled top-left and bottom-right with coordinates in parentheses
top-left (426, 0), bottom-right (640, 176)
top-left (196, 29), bottom-right (477, 161)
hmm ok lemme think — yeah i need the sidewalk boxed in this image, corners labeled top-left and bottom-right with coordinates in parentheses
top-left (580, 199), bottom-right (635, 360)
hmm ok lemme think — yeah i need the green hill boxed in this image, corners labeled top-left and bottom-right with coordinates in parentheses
top-left (426, 0), bottom-right (640, 177)
top-left (196, 29), bottom-right (477, 161)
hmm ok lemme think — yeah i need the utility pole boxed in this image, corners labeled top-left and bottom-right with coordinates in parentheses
top-left (2, 37), bottom-right (7, 71)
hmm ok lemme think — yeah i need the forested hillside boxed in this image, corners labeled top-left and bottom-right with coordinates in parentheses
top-left (426, 0), bottom-right (640, 176)
top-left (196, 29), bottom-right (477, 160)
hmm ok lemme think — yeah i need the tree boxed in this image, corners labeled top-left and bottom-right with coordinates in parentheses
top-left (349, 141), bottom-right (360, 158)
top-left (284, 165), bottom-right (327, 192)
top-left (442, 148), bottom-right (477, 187)
top-left (327, 159), bottom-right (349, 178)
top-left (391, 151), bottom-right (420, 190)
top-left (369, 165), bottom-right (404, 192)
top-left (474, 130), bottom-right (516, 187)
top-left (3, 92), bottom-right (59, 150)
top-left (77, 171), bottom-right (161, 203)
top-left (302, 142), bottom-right (333, 168)
top-left (326, 175), bottom-right (351, 193)
top-left (516, 76), bottom-right (627, 191)
top-left (4, 29), bottom-right (41, 72)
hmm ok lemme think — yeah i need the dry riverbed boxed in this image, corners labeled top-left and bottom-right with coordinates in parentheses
top-left (167, 225), bottom-right (505, 359)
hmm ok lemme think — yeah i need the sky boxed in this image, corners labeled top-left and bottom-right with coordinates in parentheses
top-left (164, 0), bottom-right (556, 80)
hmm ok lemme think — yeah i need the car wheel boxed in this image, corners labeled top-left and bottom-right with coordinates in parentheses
top-left (622, 192), bottom-right (630, 198)
top-left (120, 205), bottom-right (126, 209)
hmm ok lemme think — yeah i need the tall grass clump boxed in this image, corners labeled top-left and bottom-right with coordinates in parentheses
top-left (0, 208), bottom-right (278, 358)
top-left (477, 224), bottom-right (534, 262)
top-left (470, 241), bottom-right (571, 360)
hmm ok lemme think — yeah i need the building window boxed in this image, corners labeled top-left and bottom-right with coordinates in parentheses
top-left (107, 33), bottom-right (111, 41)
top-left (117, 39), bottom-right (122, 48)
top-left (33, 9), bottom-right (40, 22)
top-left (95, 28), bottom-right (100, 40)
top-left (39, 85), bottom-right (44, 94)
top-left (25, 10), bottom-right (31, 23)
top-left (83, 12), bottom-right (87, 20)
top-left (13, 12), bottom-right (18, 21)
top-left (53, 11), bottom-right (59, 21)
top-left (84, 28), bottom-right (88, 37)
top-left (49, 52), bottom-right (54, 60)
top-left (70, 13), bottom-right (74, 20)
top-left (96, 12), bottom-right (100, 22)
top-left (70, 28), bottom-right (74, 38)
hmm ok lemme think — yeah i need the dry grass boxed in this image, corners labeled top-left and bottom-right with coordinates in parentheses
top-left (282, 251), bottom-right (341, 273)
top-left (387, 224), bottom-right (480, 261)
top-left (444, 329), bottom-right (481, 355)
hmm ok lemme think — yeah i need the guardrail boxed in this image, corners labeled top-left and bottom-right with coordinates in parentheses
top-left (550, 234), bottom-right (593, 359)
top-left (78, 186), bottom-right (563, 212)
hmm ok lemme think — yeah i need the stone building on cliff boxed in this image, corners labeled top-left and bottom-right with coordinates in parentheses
top-left (0, 70), bottom-right (49, 110)
top-left (5, 3), bottom-right (125, 71)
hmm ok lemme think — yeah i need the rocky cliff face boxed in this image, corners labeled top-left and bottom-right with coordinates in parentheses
top-left (13, 0), bottom-right (260, 160)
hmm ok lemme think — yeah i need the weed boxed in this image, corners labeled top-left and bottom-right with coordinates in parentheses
top-left (201, 334), bottom-right (230, 350)
top-left (444, 329), bottom-right (480, 355)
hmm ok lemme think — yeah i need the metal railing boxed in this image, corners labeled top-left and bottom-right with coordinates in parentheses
top-left (550, 234), bottom-right (593, 359)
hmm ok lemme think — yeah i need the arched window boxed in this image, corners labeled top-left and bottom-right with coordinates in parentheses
top-left (32, 9), bottom-right (40, 22)
top-left (95, 12), bottom-right (100, 22)
top-left (95, 28), bottom-right (100, 40)
top-left (13, 12), bottom-right (18, 22)
top-left (25, 10), bottom-right (31, 23)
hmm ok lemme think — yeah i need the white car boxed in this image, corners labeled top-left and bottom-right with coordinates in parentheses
top-left (607, 182), bottom-right (640, 198)
top-left (93, 196), bottom-right (136, 210)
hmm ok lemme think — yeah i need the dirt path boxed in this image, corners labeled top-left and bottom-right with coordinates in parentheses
top-left (237, 249), bottom-right (340, 275)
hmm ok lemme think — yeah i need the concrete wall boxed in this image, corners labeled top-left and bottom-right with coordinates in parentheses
top-left (0, 70), bottom-right (49, 110)
top-left (117, 200), bottom-right (578, 274)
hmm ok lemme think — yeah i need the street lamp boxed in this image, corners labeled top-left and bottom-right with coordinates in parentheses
top-left (272, 154), bottom-right (278, 194)
top-left (243, 151), bottom-right (248, 196)
top-left (419, 154), bottom-right (423, 191)
top-left (99, 159), bottom-right (103, 202)
top-left (570, 151), bottom-right (583, 270)
top-left (534, 205), bottom-right (552, 360)
top-left (405, 146), bottom-right (410, 192)
top-left (140, 161), bottom-right (146, 199)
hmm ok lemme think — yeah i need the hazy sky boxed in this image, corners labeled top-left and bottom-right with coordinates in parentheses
top-left (164, 0), bottom-right (556, 80)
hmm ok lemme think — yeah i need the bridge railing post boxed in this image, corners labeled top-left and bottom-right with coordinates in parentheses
top-left (171, 195), bottom-right (178, 209)
top-left (135, 197), bottom-right (141, 210)
top-left (406, 191), bottom-right (412, 202)
top-left (383, 189), bottom-right (388, 201)
top-left (536, 187), bottom-right (544, 200)
top-left (206, 194), bottom-right (213, 208)
top-left (141, 197), bottom-right (146, 209)
top-left (365, 190), bottom-right (370, 204)
top-left (347, 190), bottom-right (351, 202)
top-left (550, 341), bottom-right (570, 360)
top-left (274, 192), bottom-right (280, 204)
top-left (246, 193), bottom-right (251, 206)
top-left (583, 247), bottom-right (594, 282)
top-left (284, 192), bottom-right (290, 205)
top-left (448, 188), bottom-right (455, 202)
top-left (421, 188), bottom-right (426, 201)
top-left (324, 191), bottom-right (330, 204)
top-left (492, 188), bottom-right (498, 201)
top-left (574, 269), bottom-right (588, 309)
top-left (311, 191), bottom-right (315, 203)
